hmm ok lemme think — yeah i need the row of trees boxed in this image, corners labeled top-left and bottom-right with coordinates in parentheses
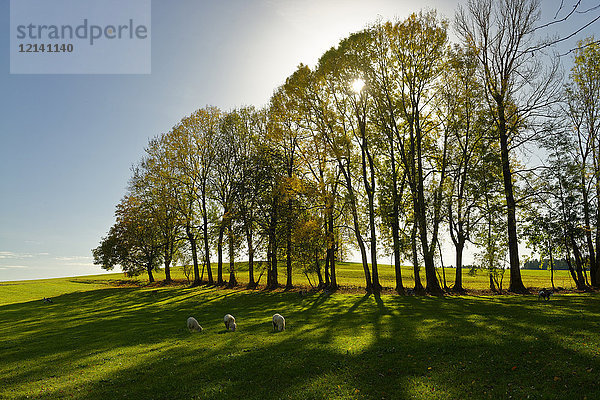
top-left (93, 0), bottom-right (600, 294)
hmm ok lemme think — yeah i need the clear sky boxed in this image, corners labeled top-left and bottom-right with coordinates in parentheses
top-left (1, 0), bottom-right (598, 281)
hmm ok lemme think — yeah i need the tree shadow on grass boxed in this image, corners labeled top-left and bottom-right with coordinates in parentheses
top-left (1, 288), bottom-right (600, 399)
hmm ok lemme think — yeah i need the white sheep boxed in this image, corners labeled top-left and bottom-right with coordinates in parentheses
top-left (224, 314), bottom-right (236, 331)
top-left (272, 313), bottom-right (285, 332)
top-left (187, 316), bottom-right (203, 332)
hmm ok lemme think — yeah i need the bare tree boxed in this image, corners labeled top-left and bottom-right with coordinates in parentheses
top-left (456, 0), bottom-right (562, 293)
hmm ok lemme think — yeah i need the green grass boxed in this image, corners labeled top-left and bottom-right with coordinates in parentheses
top-left (1, 272), bottom-right (599, 399)
top-left (141, 261), bottom-right (578, 293)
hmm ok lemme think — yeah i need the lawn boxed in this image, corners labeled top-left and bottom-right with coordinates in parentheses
top-left (1, 271), bottom-right (599, 399)
top-left (92, 261), bottom-right (577, 294)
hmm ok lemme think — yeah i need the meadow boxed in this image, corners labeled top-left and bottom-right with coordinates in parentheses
top-left (157, 262), bottom-right (577, 294)
top-left (1, 265), bottom-right (598, 399)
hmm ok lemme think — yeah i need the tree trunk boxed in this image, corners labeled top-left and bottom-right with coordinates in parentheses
top-left (592, 143), bottom-right (600, 287)
top-left (438, 242), bottom-right (447, 290)
top-left (163, 239), bottom-right (173, 283)
top-left (595, 225), bottom-right (600, 287)
top-left (270, 246), bottom-right (278, 289)
top-left (202, 189), bottom-right (213, 284)
top-left (228, 227), bottom-right (237, 287)
top-left (549, 246), bottom-right (555, 290)
top-left (246, 224), bottom-right (255, 288)
top-left (203, 224), bottom-right (213, 284)
top-left (327, 204), bottom-right (338, 289)
top-left (315, 250), bottom-right (324, 288)
top-left (415, 118), bottom-right (443, 295)
top-left (186, 223), bottom-right (200, 286)
top-left (348, 184), bottom-right (371, 291)
top-left (337, 157), bottom-right (371, 291)
top-left (357, 106), bottom-right (380, 292)
top-left (354, 213), bottom-right (372, 292)
top-left (324, 249), bottom-right (331, 287)
top-left (392, 220), bottom-right (403, 294)
top-left (581, 174), bottom-right (597, 286)
top-left (453, 239), bottom-right (465, 292)
top-left (147, 263), bottom-right (155, 283)
top-left (217, 223), bottom-right (225, 285)
top-left (489, 273), bottom-right (497, 293)
top-left (368, 190), bottom-right (380, 291)
top-left (415, 182), bottom-right (442, 294)
top-left (286, 199), bottom-right (293, 289)
top-left (392, 162), bottom-right (406, 295)
top-left (330, 247), bottom-right (337, 289)
top-left (498, 109), bottom-right (527, 293)
top-left (324, 217), bottom-right (331, 287)
top-left (164, 259), bottom-right (172, 283)
top-left (564, 241), bottom-right (583, 289)
top-left (411, 223), bottom-right (424, 292)
top-left (571, 237), bottom-right (587, 288)
top-left (266, 251), bottom-right (272, 288)
top-left (248, 250), bottom-right (255, 288)
top-left (268, 196), bottom-right (279, 288)
top-left (422, 249), bottom-right (442, 294)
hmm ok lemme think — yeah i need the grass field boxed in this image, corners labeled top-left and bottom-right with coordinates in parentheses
top-left (101, 261), bottom-right (579, 294)
top-left (1, 266), bottom-right (599, 400)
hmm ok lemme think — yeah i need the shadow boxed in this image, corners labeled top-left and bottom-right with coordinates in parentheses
top-left (1, 287), bottom-right (600, 399)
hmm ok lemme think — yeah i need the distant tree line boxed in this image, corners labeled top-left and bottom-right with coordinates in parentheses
top-left (93, 0), bottom-right (600, 294)
top-left (523, 259), bottom-right (570, 271)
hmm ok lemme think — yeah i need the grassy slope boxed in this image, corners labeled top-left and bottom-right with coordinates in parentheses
top-left (1, 274), bottom-right (599, 400)
top-left (112, 262), bottom-right (577, 294)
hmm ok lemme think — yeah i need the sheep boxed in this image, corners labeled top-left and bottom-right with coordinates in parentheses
top-left (272, 313), bottom-right (285, 332)
top-left (187, 316), bottom-right (203, 332)
top-left (224, 314), bottom-right (236, 332)
top-left (538, 289), bottom-right (553, 301)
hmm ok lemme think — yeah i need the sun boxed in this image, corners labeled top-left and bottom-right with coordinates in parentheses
top-left (351, 78), bottom-right (365, 93)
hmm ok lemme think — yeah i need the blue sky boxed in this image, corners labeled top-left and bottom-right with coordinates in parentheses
top-left (0, 0), bottom-right (598, 281)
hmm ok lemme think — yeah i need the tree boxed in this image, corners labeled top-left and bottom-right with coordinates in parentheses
top-left (252, 123), bottom-right (286, 289)
top-left (439, 44), bottom-right (491, 292)
top-left (161, 107), bottom-right (222, 286)
top-left (292, 215), bottom-right (327, 288)
top-left (270, 76), bottom-right (307, 289)
top-left (339, 31), bottom-right (383, 292)
top-left (191, 107), bottom-right (221, 286)
top-left (140, 142), bottom-right (183, 283)
top-left (284, 64), bottom-right (344, 290)
top-left (539, 121), bottom-right (590, 289)
top-left (565, 37), bottom-right (600, 287)
top-left (93, 193), bottom-right (163, 282)
top-left (214, 109), bottom-right (246, 287)
top-left (474, 185), bottom-right (508, 293)
top-left (386, 11), bottom-right (449, 294)
top-left (367, 21), bottom-right (406, 294)
top-left (313, 46), bottom-right (373, 291)
top-left (235, 106), bottom-right (268, 288)
top-left (456, 0), bottom-right (562, 293)
top-left (523, 212), bottom-right (559, 290)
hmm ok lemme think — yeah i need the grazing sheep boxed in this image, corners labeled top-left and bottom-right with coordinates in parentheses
top-left (224, 314), bottom-right (236, 331)
top-left (187, 317), bottom-right (203, 332)
top-left (272, 313), bottom-right (285, 332)
top-left (538, 289), bottom-right (553, 301)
